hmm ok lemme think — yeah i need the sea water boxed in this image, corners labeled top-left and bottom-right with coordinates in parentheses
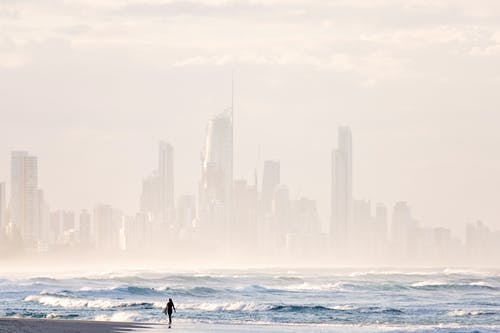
top-left (0, 268), bottom-right (499, 332)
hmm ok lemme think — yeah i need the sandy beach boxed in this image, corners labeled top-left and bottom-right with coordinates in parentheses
top-left (0, 318), bottom-right (398, 333)
top-left (0, 318), bottom-right (156, 333)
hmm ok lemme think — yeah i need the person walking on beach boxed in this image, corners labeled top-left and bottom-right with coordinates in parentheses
top-left (163, 298), bottom-right (176, 326)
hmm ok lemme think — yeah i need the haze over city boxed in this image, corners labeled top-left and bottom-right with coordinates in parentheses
top-left (2, 0), bottom-right (500, 241)
top-left (2, 1), bottom-right (500, 333)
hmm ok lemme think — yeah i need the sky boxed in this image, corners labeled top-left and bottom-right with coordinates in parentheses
top-left (1, 0), bottom-right (500, 237)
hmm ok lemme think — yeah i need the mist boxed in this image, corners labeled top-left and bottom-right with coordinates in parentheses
top-left (1, 0), bottom-right (500, 269)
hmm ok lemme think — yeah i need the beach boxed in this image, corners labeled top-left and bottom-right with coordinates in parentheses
top-left (0, 318), bottom-right (154, 333)
top-left (0, 318), bottom-right (383, 333)
top-left (3, 318), bottom-right (500, 333)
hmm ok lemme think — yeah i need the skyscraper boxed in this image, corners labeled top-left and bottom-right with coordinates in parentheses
top-left (93, 204), bottom-right (114, 250)
top-left (330, 127), bottom-right (352, 249)
top-left (199, 111), bottom-right (233, 228)
top-left (261, 160), bottom-right (280, 216)
top-left (159, 141), bottom-right (174, 224)
top-left (375, 203), bottom-right (388, 242)
top-left (391, 201), bottom-right (417, 247)
top-left (0, 182), bottom-right (5, 228)
top-left (9, 151), bottom-right (39, 245)
top-left (79, 209), bottom-right (92, 246)
top-left (139, 142), bottom-right (175, 225)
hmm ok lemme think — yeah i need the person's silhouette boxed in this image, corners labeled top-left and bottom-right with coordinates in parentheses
top-left (163, 298), bottom-right (176, 326)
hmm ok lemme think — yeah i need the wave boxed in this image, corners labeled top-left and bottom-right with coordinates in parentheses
top-left (180, 301), bottom-right (270, 312)
top-left (50, 285), bottom-right (221, 298)
top-left (24, 294), bottom-right (163, 309)
top-left (168, 286), bottom-right (219, 296)
top-left (411, 280), bottom-right (496, 289)
top-left (95, 311), bottom-right (146, 322)
top-left (469, 281), bottom-right (496, 288)
top-left (280, 281), bottom-right (346, 292)
top-left (447, 309), bottom-right (495, 317)
top-left (270, 305), bottom-right (337, 312)
top-left (46, 313), bottom-right (80, 319)
top-left (176, 302), bottom-right (401, 314)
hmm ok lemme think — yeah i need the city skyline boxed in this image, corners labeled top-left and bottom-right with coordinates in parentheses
top-left (1, 117), bottom-right (499, 266)
top-left (2, 2), bottom-right (500, 332)
top-left (1, 117), bottom-right (499, 243)
top-left (3, 1), bottom-right (500, 240)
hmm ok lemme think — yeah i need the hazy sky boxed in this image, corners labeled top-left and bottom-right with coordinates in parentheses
top-left (1, 0), bottom-right (500, 237)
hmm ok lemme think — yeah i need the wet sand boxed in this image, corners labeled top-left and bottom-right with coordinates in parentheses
top-left (0, 318), bottom-right (156, 333)
top-left (0, 318), bottom-right (408, 333)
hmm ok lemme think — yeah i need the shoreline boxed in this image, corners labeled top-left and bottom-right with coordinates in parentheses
top-left (1, 318), bottom-right (498, 333)
top-left (0, 317), bottom-right (157, 333)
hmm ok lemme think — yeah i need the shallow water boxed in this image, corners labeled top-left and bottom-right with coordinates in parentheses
top-left (1, 268), bottom-right (499, 332)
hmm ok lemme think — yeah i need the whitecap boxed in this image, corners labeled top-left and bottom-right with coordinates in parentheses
top-left (95, 311), bottom-right (143, 322)
top-left (469, 281), bottom-right (495, 288)
top-left (411, 280), bottom-right (448, 287)
top-left (447, 309), bottom-right (488, 317)
top-left (281, 281), bottom-right (345, 292)
top-left (24, 294), bottom-right (162, 309)
top-left (179, 301), bottom-right (271, 312)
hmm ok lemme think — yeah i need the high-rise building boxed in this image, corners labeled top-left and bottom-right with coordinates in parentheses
top-left (0, 182), bottom-right (6, 228)
top-left (9, 151), bottom-right (39, 245)
top-left (140, 142), bottom-right (175, 226)
top-left (391, 201), bottom-right (418, 258)
top-left (159, 141), bottom-right (174, 224)
top-left (35, 189), bottom-right (50, 249)
top-left (140, 171), bottom-right (160, 217)
top-left (93, 204), bottom-right (114, 250)
top-left (273, 184), bottom-right (290, 246)
top-left (375, 203), bottom-right (388, 242)
top-left (198, 111), bottom-right (233, 228)
top-left (330, 127), bottom-right (352, 248)
top-left (176, 195), bottom-right (196, 229)
top-left (261, 160), bottom-right (280, 216)
top-left (233, 179), bottom-right (258, 247)
top-left (79, 209), bottom-right (92, 246)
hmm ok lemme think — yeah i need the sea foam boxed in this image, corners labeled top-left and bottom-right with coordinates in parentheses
top-left (24, 294), bottom-right (163, 309)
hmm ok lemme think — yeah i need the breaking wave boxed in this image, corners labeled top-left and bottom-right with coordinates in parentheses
top-left (24, 294), bottom-right (163, 309)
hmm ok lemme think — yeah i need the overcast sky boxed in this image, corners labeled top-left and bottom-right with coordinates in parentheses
top-left (2, 0), bottom-right (500, 237)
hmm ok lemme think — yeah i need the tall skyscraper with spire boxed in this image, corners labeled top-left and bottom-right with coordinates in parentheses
top-left (199, 111), bottom-right (233, 216)
top-left (330, 127), bottom-right (352, 250)
top-left (198, 77), bottom-right (235, 230)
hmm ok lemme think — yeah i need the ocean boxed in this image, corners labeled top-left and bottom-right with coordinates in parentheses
top-left (0, 268), bottom-right (499, 332)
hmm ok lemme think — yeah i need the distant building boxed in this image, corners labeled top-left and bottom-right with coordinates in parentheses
top-left (9, 151), bottom-right (39, 245)
top-left (35, 189), bottom-right (50, 249)
top-left (375, 203), bottom-right (388, 242)
top-left (140, 171), bottom-right (160, 216)
top-left (330, 127), bottom-right (352, 249)
top-left (261, 160), bottom-right (280, 216)
top-left (79, 209), bottom-right (92, 246)
top-left (391, 201), bottom-right (419, 259)
top-left (93, 204), bottom-right (114, 250)
top-left (159, 141), bottom-right (174, 224)
top-left (273, 185), bottom-right (290, 247)
top-left (391, 201), bottom-right (415, 243)
top-left (0, 182), bottom-right (6, 228)
top-left (198, 111), bottom-right (233, 230)
top-left (140, 141), bottom-right (175, 225)
top-left (233, 179), bottom-right (258, 248)
top-left (177, 195), bottom-right (196, 229)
